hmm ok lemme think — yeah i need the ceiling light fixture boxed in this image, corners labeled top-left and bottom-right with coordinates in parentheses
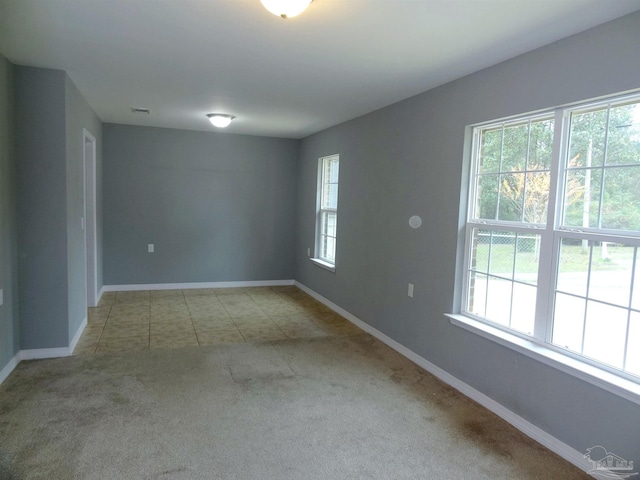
top-left (207, 113), bottom-right (235, 128)
top-left (261, 0), bottom-right (312, 19)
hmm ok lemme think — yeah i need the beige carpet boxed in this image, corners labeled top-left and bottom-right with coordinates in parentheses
top-left (0, 334), bottom-right (588, 479)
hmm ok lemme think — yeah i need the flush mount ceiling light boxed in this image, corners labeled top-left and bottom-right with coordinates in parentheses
top-left (207, 113), bottom-right (235, 128)
top-left (261, 0), bottom-right (312, 19)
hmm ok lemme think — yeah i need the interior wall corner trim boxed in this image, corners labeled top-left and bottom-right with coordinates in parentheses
top-left (19, 347), bottom-right (72, 361)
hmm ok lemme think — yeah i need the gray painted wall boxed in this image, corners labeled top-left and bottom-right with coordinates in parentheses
top-left (0, 52), bottom-right (18, 369)
top-left (296, 12), bottom-right (640, 460)
top-left (103, 124), bottom-right (298, 285)
top-left (14, 65), bottom-right (102, 350)
top-left (65, 76), bottom-right (102, 344)
top-left (15, 66), bottom-right (69, 349)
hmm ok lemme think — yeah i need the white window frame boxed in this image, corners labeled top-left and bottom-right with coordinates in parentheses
top-left (312, 154), bottom-right (339, 272)
top-left (462, 112), bottom-right (555, 339)
top-left (449, 90), bottom-right (640, 405)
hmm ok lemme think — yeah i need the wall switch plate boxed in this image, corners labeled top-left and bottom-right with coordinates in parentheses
top-left (148, 244), bottom-right (154, 253)
top-left (307, 247), bottom-right (311, 256)
top-left (408, 283), bottom-right (414, 298)
top-left (0, 289), bottom-right (3, 306)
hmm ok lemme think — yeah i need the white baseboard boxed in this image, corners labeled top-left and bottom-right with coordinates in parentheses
top-left (0, 352), bottom-right (20, 386)
top-left (103, 279), bottom-right (295, 292)
top-left (294, 281), bottom-right (592, 474)
top-left (69, 317), bottom-right (87, 354)
top-left (0, 319), bottom-right (87, 386)
top-left (0, 281), bottom-right (296, 386)
top-left (97, 285), bottom-right (105, 304)
top-left (19, 346), bottom-right (72, 361)
top-left (0, 278), bottom-right (592, 474)
top-left (17, 317), bottom-right (87, 362)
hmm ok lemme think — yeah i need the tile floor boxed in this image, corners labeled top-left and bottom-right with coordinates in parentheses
top-left (75, 286), bottom-right (364, 355)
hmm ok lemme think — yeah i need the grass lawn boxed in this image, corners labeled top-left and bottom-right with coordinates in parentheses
top-left (473, 242), bottom-right (635, 275)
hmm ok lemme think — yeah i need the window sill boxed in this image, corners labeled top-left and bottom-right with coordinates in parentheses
top-left (445, 313), bottom-right (640, 406)
top-left (310, 258), bottom-right (335, 273)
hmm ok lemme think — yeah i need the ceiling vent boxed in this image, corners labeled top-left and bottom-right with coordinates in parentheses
top-left (131, 107), bottom-right (150, 114)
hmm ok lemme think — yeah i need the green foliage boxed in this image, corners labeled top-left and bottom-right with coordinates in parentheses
top-left (564, 103), bottom-right (640, 231)
top-left (473, 243), bottom-right (633, 275)
top-left (476, 117), bottom-right (554, 223)
top-left (475, 101), bottom-right (640, 232)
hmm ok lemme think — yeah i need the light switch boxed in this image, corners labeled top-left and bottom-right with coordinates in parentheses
top-left (148, 244), bottom-right (154, 253)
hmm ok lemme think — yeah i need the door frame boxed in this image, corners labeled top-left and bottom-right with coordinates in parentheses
top-left (83, 129), bottom-right (98, 308)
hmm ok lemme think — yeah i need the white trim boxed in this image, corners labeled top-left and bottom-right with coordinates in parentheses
top-left (447, 313), bottom-right (640, 405)
top-left (315, 154), bottom-right (339, 264)
top-left (0, 353), bottom-right (20, 386)
top-left (294, 281), bottom-right (593, 475)
top-left (102, 279), bottom-right (295, 292)
top-left (19, 347), bottom-right (72, 361)
top-left (310, 258), bottom-right (335, 272)
top-left (295, 282), bottom-right (359, 325)
top-left (83, 129), bottom-right (98, 308)
top-left (0, 318), bottom-right (87, 386)
top-left (69, 317), bottom-right (87, 354)
top-left (97, 285), bottom-right (105, 304)
top-left (461, 92), bottom-right (640, 393)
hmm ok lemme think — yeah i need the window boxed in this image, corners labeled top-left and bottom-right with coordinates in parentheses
top-left (462, 92), bottom-right (640, 383)
top-left (314, 154), bottom-right (339, 269)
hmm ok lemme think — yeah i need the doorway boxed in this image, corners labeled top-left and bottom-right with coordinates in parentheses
top-left (83, 129), bottom-right (98, 308)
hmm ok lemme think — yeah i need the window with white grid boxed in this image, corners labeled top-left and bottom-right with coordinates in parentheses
top-left (315, 154), bottom-right (339, 266)
top-left (463, 92), bottom-right (640, 383)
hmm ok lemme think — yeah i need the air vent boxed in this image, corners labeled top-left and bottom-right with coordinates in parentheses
top-left (131, 107), bottom-right (150, 114)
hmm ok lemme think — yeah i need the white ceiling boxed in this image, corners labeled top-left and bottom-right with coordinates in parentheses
top-left (1, 0), bottom-right (639, 139)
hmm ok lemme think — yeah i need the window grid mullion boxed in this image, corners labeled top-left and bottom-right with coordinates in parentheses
top-left (495, 125), bottom-right (506, 221)
top-left (315, 155), bottom-right (339, 264)
top-left (596, 105), bottom-right (611, 229)
top-left (536, 109), bottom-right (564, 342)
top-left (519, 120), bottom-right (532, 223)
top-left (508, 233), bottom-right (519, 329)
top-left (483, 231), bottom-right (493, 317)
top-left (462, 226), bottom-right (473, 313)
top-left (578, 245), bottom-right (594, 355)
top-left (469, 130), bottom-right (481, 220)
top-left (464, 92), bottom-right (640, 383)
top-left (463, 131), bottom-right (483, 315)
top-left (622, 247), bottom-right (638, 371)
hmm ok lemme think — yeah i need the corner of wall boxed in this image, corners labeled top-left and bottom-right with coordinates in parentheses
top-left (0, 52), bottom-right (19, 372)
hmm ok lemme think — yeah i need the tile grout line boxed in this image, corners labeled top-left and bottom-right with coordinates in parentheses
top-left (81, 286), bottom-right (358, 354)
top-left (186, 289), bottom-right (205, 347)
top-left (94, 298), bottom-right (115, 353)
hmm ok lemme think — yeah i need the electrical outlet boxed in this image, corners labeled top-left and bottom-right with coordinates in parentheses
top-left (408, 283), bottom-right (414, 298)
top-left (148, 244), bottom-right (154, 253)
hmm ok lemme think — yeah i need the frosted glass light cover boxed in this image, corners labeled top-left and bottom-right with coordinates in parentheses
top-left (207, 114), bottom-right (234, 128)
top-left (261, 0), bottom-right (312, 18)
